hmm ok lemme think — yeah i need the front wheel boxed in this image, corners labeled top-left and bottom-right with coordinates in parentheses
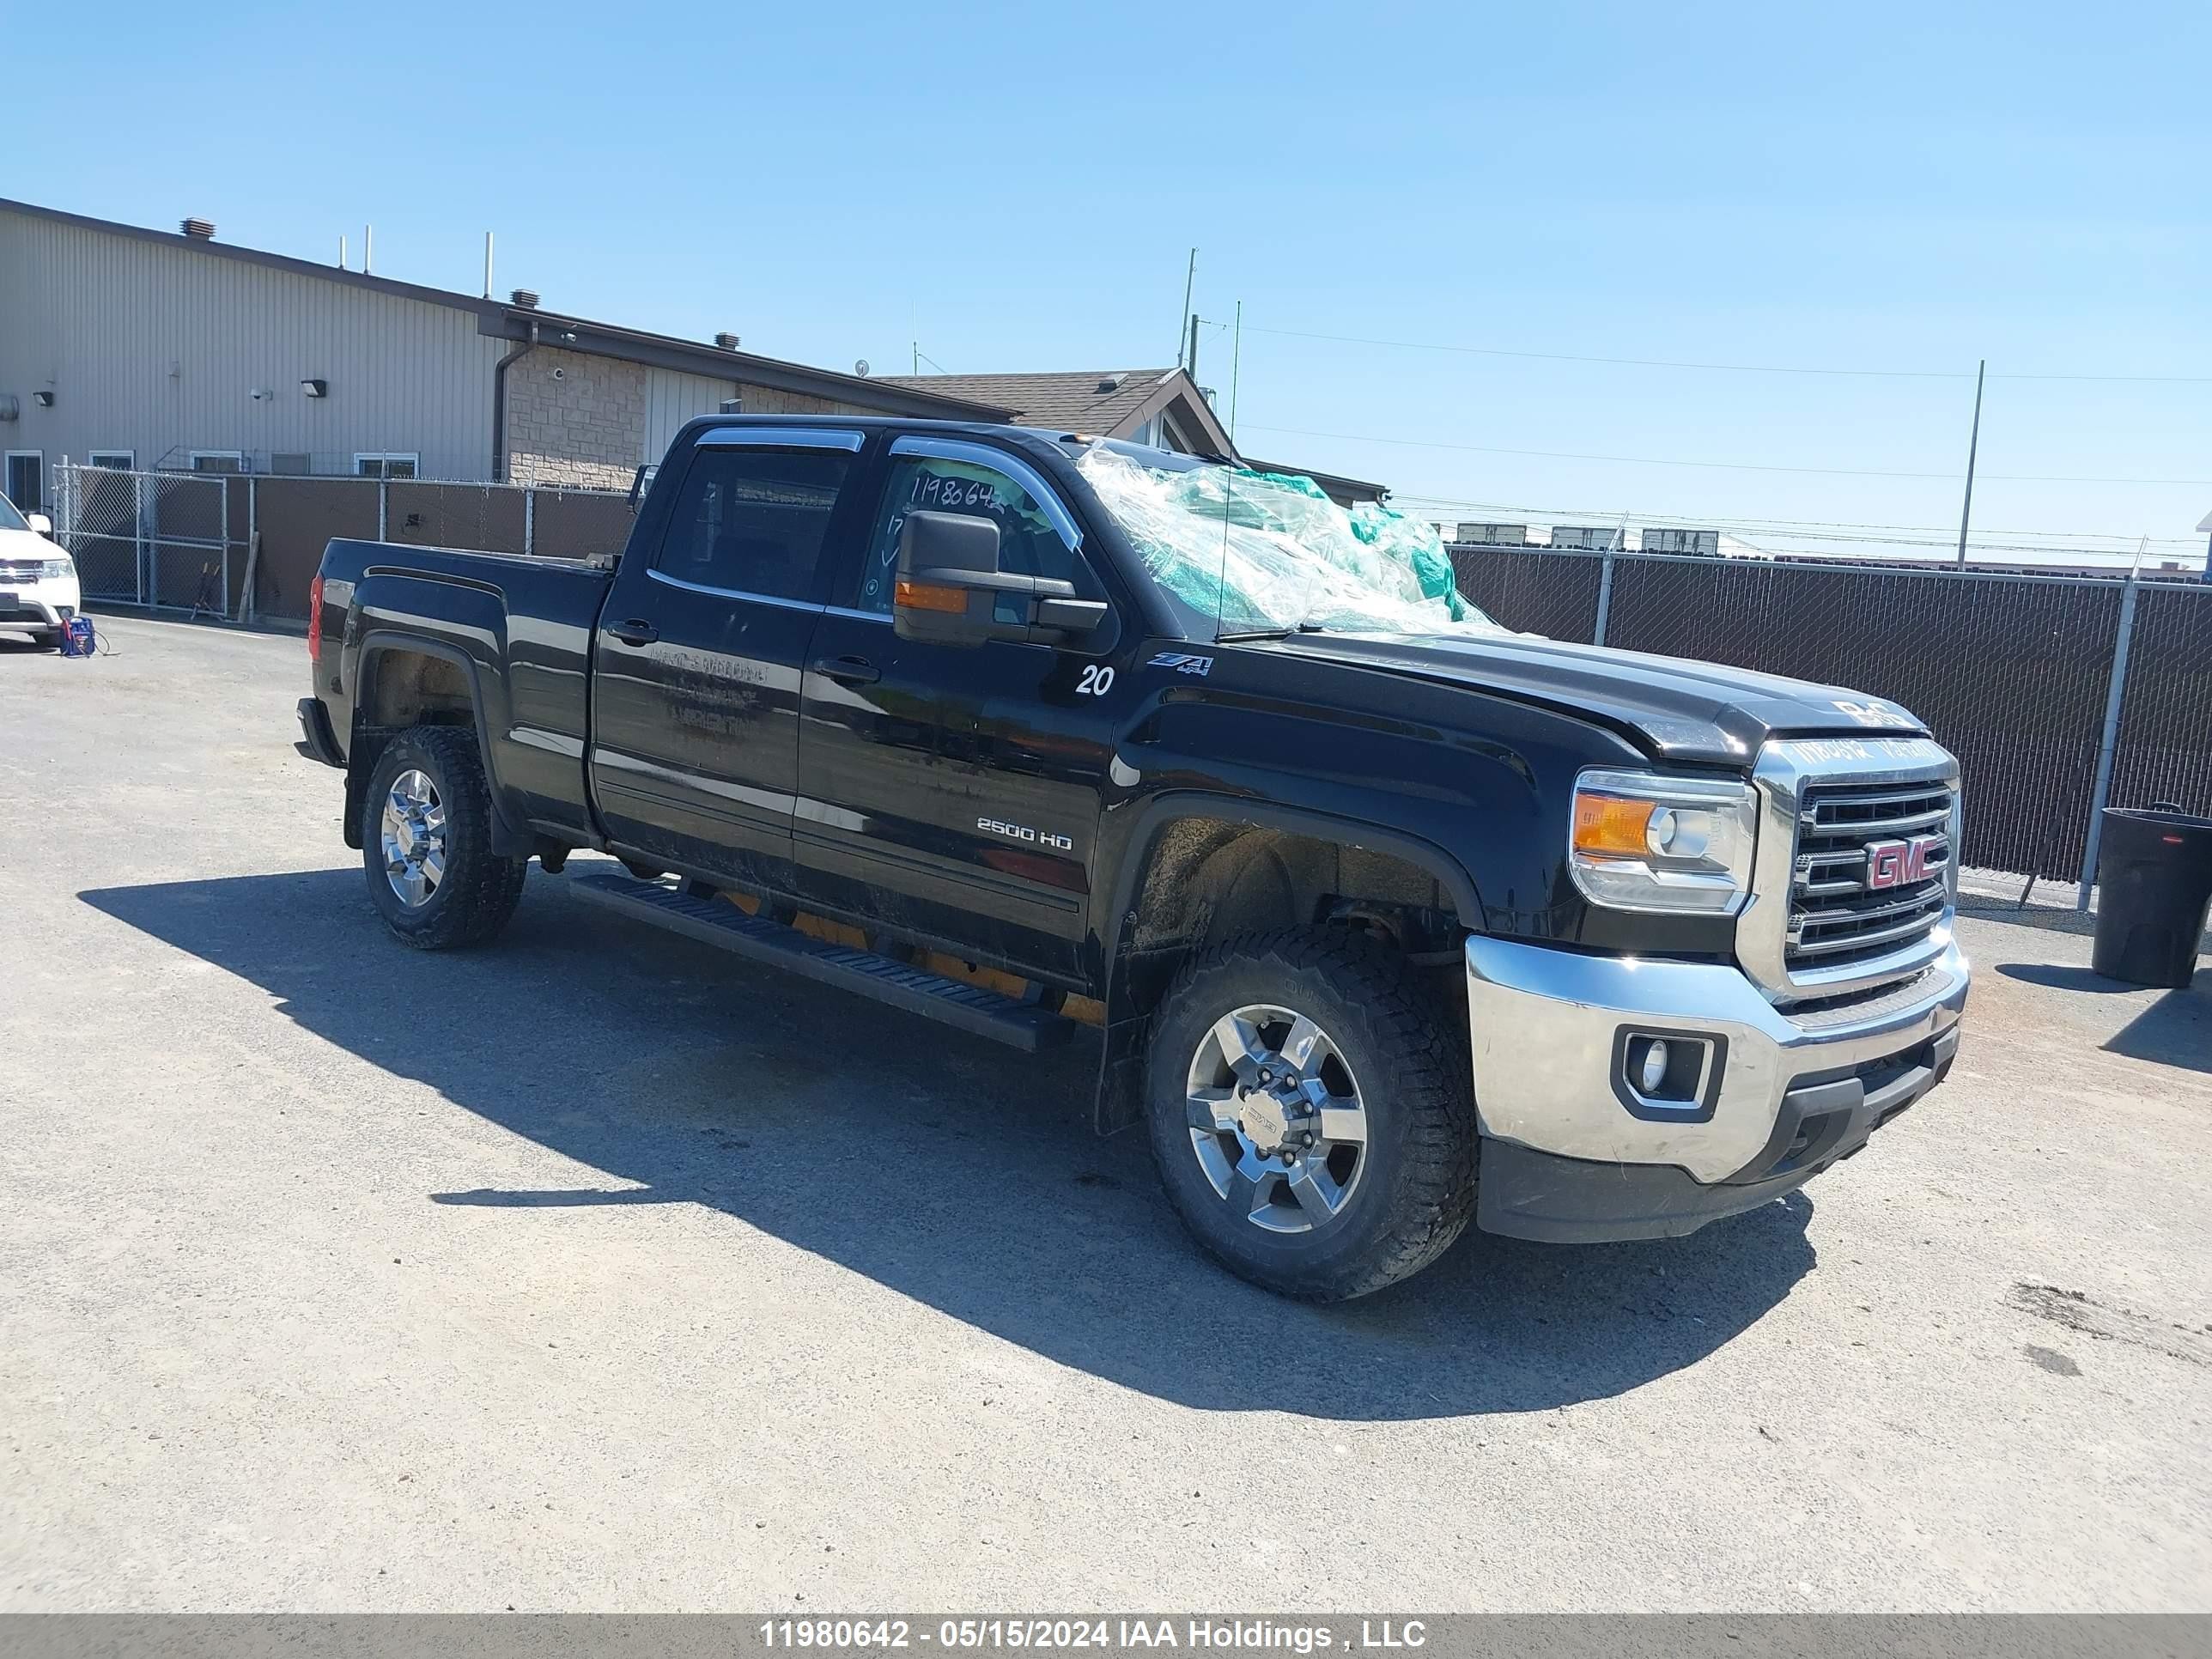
top-left (1146, 928), bottom-right (1478, 1301)
top-left (362, 725), bottom-right (528, 950)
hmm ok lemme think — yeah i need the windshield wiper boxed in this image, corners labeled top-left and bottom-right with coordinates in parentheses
top-left (1215, 622), bottom-right (1326, 643)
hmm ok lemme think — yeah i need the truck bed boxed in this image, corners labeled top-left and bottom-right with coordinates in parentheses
top-left (313, 538), bottom-right (616, 846)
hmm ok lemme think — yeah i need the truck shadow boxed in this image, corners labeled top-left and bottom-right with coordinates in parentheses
top-left (79, 866), bottom-right (1815, 1421)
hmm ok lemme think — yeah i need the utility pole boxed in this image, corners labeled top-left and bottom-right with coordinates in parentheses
top-left (1187, 313), bottom-right (1200, 386)
top-left (1954, 358), bottom-right (1985, 566)
top-left (1176, 248), bottom-right (1197, 368)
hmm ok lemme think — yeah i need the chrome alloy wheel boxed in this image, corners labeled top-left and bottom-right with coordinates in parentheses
top-left (1184, 1004), bottom-right (1370, 1234)
top-left (379, 769), bottom-right (448, 908)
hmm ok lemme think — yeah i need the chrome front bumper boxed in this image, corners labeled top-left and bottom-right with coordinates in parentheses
top-left (1464, 931), bottom-right (1968, 1239)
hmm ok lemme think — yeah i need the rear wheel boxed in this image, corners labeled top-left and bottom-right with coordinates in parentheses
top-left (362, 725), bottom-right (528, 950)
top-left (1146, 928), bottom-right (1477, 1301)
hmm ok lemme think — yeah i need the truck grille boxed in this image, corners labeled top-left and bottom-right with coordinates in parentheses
top-left (1788, 780), bottom-right (1955, 972)
top-left (0, 560), bottom-right (44, 584)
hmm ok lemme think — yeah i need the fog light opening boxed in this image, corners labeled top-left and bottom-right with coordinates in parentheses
top-left (1617, 1030), bottom-right (1720, 1114)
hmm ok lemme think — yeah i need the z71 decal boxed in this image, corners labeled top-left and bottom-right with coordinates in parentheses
top-left (1147, 652), bottom-right (1214, 678)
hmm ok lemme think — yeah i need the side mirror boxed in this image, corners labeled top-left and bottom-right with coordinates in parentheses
top-left (25, 513), bottom-right (52, 538)
top-left (892, 509), bottom-right (1109, 648)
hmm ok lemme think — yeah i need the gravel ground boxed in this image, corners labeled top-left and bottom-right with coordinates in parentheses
top-left (2, 614), bottom-right (2207, 1613)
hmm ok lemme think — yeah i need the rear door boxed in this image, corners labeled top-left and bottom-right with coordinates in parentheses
top-left (794, 434), bottom-right (1130, 980)
top-left (587, 427), bottom-right (865, 890)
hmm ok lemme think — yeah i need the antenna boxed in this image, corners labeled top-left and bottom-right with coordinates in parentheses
top-left (1229, 301), bottom-right (1243, 442)
top-left (363, 223), bottom-right (374, 276)
top-left (1176, 248), bottom-right (1197, 368)
top-left (1954, 358), bottom-right (1985, 565)
top-left (483, 231), bottom-right (495, 300)
top-left (337, 233), bottom-right (347, 270)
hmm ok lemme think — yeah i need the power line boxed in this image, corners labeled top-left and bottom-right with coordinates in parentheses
top-left (1212, 319), bottom-right (2212, 385)
top-left (1237, 421), bottom-right (2212, 487)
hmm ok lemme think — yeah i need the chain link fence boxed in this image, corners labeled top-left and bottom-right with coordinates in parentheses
top-left (1451, 541), bottom-right (2211, 895)
top-left (54, 465), bottom-right (637, 623)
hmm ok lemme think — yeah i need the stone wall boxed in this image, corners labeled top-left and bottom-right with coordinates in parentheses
top-left (504, 347), bottom-right (647, 489)
top-left (501, 350), bottom-right (906, 487)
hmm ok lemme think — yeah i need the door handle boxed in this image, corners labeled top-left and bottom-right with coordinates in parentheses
top-left (609, 618), bottom-right (659, 647)
top-left (811, 655), bottom-right (880, 685)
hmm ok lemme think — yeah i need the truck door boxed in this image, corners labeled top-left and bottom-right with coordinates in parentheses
top-left (588, 428), bottom-right (866, 890)
top-left (794, 435), bottom-right (1129, 981)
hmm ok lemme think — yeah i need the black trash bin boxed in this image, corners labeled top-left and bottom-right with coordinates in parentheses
top-left (2092, 805), bottom-right (2212, 988)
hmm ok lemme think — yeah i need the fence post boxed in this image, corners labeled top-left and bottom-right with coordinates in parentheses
top-left (1592, 545), bottom-right (1616, 647)
top-left (378, 477), bottom-right (389, 540)
top-left (56, 458), bottom-right (71, 551)
top-left (240, 477), bottom-right (258, 623)
top-left (2075, 574), bottom-right (2142, 908)
top-left (133, 469), bottom-right (149, 606)
top-left (524, 486), bottom-right (535, 556)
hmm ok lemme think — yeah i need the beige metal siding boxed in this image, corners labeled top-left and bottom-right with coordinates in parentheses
top-left (643, 367), bottom-right (740, 465)
top-left (0, 208), bottom-right (502, 485)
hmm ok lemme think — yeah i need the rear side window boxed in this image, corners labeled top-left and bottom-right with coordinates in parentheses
top-left (854, 454), bottom-right (1085, 614)
top-left (653, 447), bottom-right (854, 601)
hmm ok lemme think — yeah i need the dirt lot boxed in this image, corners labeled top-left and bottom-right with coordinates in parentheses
top-left (2, 614), bottom-right (2207, 1612)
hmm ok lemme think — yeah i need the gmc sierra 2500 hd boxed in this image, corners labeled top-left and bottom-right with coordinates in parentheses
top-left (296, 416), bottom-right (1969, 1300)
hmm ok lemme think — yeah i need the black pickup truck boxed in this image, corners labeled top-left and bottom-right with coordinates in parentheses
top-left (297, 416), bottom-right (1969, 1300)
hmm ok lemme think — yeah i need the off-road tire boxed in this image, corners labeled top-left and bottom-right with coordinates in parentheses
top-left (362, 725), bottom-right (528, 950)
top-left (1145, 927), bottom-right (1478, 1301)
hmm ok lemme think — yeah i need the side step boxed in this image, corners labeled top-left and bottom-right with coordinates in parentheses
top-left (565, 869), bottom-right (1079, 1052)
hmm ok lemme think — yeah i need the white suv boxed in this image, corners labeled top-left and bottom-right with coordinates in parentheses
top-left (0, 492), bottom-right (81, 649)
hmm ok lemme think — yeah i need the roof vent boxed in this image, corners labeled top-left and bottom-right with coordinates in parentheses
top-left (714, 331), bottom-right (740, 350)
top-left (510, 288), bottom-right (540, 310)
top-left (1096, 374), bottom-right (1125, 392)
top-left (180, 217), bottom-right (216, 240)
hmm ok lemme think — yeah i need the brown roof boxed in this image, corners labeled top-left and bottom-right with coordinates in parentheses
top-left (878, 369), bottom-right (1187, 436)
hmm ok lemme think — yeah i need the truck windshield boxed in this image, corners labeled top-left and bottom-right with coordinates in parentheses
top-left (0, 494), bottom-right (28, 533)
top-left (1074, 445), bottom-right (1503, 641)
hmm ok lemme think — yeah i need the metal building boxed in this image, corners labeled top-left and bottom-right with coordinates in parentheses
top-left (0, 198), bottom-right (1004, 514)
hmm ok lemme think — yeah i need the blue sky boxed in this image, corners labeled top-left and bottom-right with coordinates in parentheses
top-left (12, 0), bottom-right (2209, 563)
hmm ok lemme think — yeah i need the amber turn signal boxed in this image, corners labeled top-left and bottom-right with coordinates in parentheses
top-left (1572, 793), bottom-right (1657, 860)
top-left (894, 579), bottom-right (969, 615)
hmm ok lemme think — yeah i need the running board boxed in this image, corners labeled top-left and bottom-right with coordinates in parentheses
top-left (564, 869), bottom-right (1079, 1052)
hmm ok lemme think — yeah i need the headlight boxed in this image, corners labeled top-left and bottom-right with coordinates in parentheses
top-left (1570, 768), bottom-right (1759, 915)
top-left (40, 557), bottom-right (73, 580)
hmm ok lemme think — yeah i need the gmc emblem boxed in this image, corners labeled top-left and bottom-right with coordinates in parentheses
top-left (1865, 835), bottom-right (1942, 890)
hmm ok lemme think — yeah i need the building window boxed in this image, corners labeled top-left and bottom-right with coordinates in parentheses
top-left (354, 453), bottom-right (419, 480)
top-left (4, 451), bottom-right (43, 513)
top-left (88, 450), bottom-right (135, 471)
top-left (189, 451), bottom-right (244, 474)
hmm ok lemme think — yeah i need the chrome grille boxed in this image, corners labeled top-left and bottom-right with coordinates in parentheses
top-left (1788, 780), bottom-right (1955, 971)
top-left (0, 560), bottom-right (44, 584)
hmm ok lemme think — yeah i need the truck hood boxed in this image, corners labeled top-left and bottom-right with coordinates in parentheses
top-left (1262, 631), bottom-right (1929, 766)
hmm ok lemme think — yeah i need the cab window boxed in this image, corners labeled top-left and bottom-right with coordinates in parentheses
top-left (653, 446), bottom-right (854, 601)
top-left (854, 454), bottom-right (1088, 615)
